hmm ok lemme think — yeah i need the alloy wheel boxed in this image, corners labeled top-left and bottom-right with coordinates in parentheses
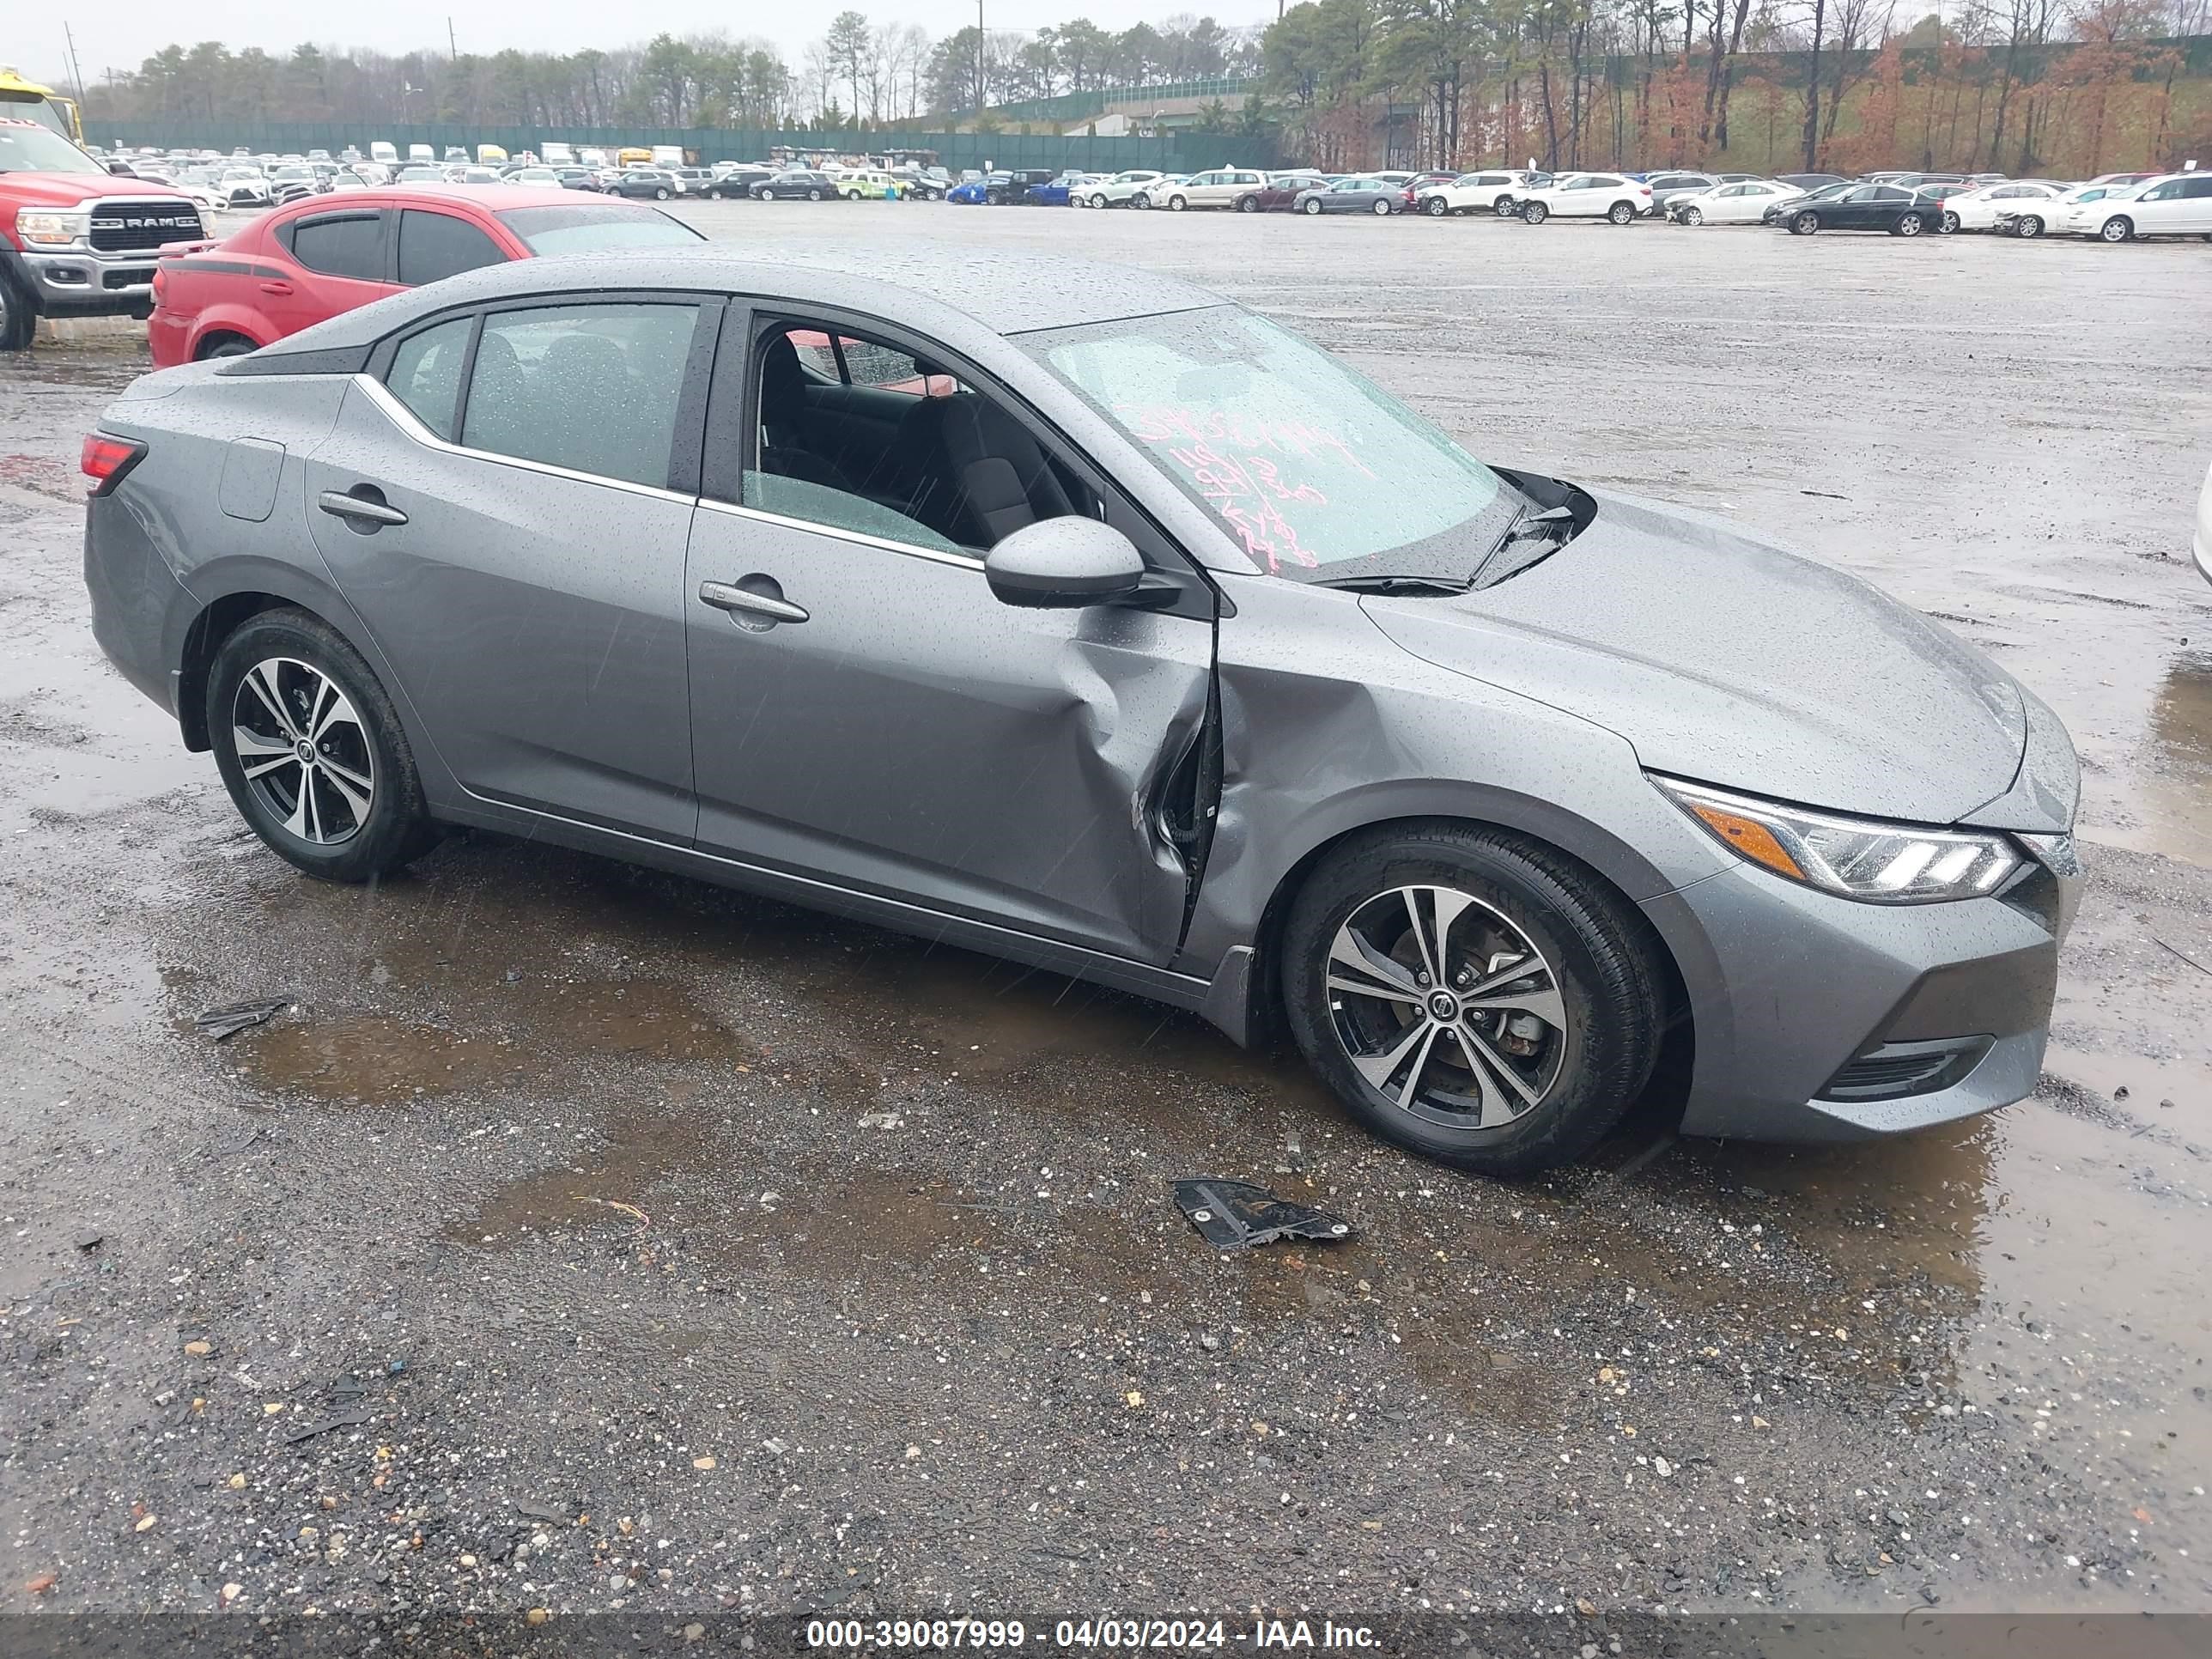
top-left (1325, 884), bottom-right (1570, 1130)
top-left (230, 657), bottom-right (375, 846)
top-left (1681, 206), bottom-right (1703, 226)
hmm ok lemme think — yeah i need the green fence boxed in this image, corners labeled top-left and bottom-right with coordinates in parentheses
top-left (82, 119), bottom-right (1243, 176)
top-left (959, 76), bottom-right (1262, 126)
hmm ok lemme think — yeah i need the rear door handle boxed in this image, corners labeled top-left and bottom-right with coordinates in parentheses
top-left (699, 579), bottom-right (808, 626)
top-left (258, 280), bottom-right (293, 295)
top-left (317, 489), bottom-right (408, 527)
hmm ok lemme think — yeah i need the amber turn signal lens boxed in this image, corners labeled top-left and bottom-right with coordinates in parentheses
top-left (1688, 803), bottom-right (1807, 880)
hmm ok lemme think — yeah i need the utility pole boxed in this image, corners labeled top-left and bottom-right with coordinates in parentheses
top-left (62, 22), bottom-right (88, 108)
top-left (975, 0), bottom-right (985, 112)
top-left (447, 18), bottom-right (459, 63)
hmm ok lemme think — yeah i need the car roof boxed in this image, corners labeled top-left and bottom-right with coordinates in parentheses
top-left (251, 240), bottom-right (1227, 363)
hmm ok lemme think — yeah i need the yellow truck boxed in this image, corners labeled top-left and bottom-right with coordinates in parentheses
top-left (0, 66), bottom-right (82, 143)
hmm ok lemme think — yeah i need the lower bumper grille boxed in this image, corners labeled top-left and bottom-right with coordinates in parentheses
top-left (1819, 1036), bottom-right (1992, 1103)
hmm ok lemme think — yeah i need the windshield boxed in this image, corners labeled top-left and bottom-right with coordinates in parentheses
top-left (495, 204), bottom-right (705, 253)
top-left (0, 122), bottom-right (106, 177)
top-left (1021, 305), bottom-right (1519, 579)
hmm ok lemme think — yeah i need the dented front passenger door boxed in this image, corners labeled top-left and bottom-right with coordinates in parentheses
top-left (682, 505), bottom-right (1214, 966)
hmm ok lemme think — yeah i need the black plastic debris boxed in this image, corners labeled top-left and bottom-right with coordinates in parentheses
top-left (285, 1407), bottom-right (375, 1443)
top-left (194, 997), bottom-right (291, 1041)
top-left (1173, 1178), bottom-right (1356, 1251)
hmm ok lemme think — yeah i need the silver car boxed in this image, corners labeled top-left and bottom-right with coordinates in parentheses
top-left (82, 246), bottom-right (2081, 1173)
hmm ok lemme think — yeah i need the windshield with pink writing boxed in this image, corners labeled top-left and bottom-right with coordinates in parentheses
top-left (1025, 306), bottom-right (1513, 579)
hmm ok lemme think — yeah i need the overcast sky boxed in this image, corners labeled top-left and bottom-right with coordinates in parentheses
top-left (27, 4), bottom-right (1280, 87)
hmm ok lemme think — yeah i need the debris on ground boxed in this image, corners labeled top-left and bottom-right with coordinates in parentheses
top-left (284, 1408), bottom-right (375, 1444)
top-left (571, 1194), bottom-right (651, 1230)
top-left (1173, 1177), bottom-right (1356, 1251)
top-left (193, 997), bottom-right (291, 1041)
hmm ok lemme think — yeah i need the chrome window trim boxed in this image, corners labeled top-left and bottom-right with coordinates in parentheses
top-left (694, 494), bottom-right (983, 573)
top-left (351, 372), bottom-right (696, 506)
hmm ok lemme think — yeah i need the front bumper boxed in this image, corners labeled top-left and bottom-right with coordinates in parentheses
top-left (1644, 846), bottom-right (2080, 1143)
top-left (5, 245), bottom-right (161, 319)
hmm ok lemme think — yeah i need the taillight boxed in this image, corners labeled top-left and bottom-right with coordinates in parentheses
top-left (151, 266), bottom-right (167, 299)
top-left (82, 434), bottom-right (146, 497)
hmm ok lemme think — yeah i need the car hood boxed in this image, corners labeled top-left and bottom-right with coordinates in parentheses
top-left (1363, 489), bottom-right (2029, 825)
top-left (3, 171), bottom-right (194, 207)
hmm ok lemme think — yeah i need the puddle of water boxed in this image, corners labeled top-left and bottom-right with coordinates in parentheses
top-left (240, 1013), bottom-right (525, 1103)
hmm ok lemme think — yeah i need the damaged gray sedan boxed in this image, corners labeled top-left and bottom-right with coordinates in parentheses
top-left (83, 245), bottom-right (2081, 1172)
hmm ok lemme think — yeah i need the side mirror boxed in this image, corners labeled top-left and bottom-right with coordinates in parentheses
top-left (985, 516), bottom-right (1146, 609)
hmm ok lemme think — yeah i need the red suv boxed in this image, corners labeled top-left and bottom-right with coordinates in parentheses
top-left (149, 185), bottom-right (703, 367)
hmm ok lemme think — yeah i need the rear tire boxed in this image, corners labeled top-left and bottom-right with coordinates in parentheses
top-left (1607, 200), bottom-right (1636, 225)
top-left (807, 187), bottom-right (823, 202)
top-left (1893, 211), bottom-right (1923, 236)
top-left (1939, 210), bottom-right (1960, 233)
top-left (1494, 198), bottom-right (1517, 216)
top-left (1371, 198), bottom-right (1393, 216)
top-left (654, 186), bottom-right (670, 200)
top-left (198, 334), bottom-right (257, 360)
top-left (1280, 824), bottom-right (1663, 1176)
top-left (207, 607), bottom-right (438, 884)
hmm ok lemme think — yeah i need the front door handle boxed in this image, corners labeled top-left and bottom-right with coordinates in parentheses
top-left (258, 280), bottom-right (293, 295)
top-left (699, 578), bottom-right (808, 626)
top-left (317, 488), bottom-right (408, 527)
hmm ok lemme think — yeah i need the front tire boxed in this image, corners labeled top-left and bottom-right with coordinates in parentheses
top-left (1168, 194), bottom-right (1188, 211)
top-left (1236, 194), bottom-right (1259, 213)
top-left (1281, 825), bottom-right (1662, 1176)
top-left (1790, 210), bottom-right (1820, 235)
top-left (0, 263), bottom-right (32, 351)
top-left (2099, 216), bottom-right (2133, 243)
top-left (1425, 195), bottom-right (1449, 216)
top-left (1522, 202), bottom-right (1549, 223)
top-left (1680, 205), bottom-right (1704, 226)
top-left (207, 608), bottom-right (437, 884)
top-left (1303, 198), bottom-right (1322, 216)
top-left (2014, 215), bottom-right (2044, 239)
top-left (1089, 192), bottom-right (1108, 209)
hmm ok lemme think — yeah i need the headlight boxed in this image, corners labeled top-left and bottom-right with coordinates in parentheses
top-left (1654, 776), bottom-right (2021, 903)
top-left (15, 210), bottom-right (89, 246)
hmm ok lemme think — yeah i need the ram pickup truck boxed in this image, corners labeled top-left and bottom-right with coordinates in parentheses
top-left (0, 117), bottom-right (203, 349)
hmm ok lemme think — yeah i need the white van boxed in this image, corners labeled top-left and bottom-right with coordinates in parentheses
top-left (650, 144), bottom-right (684, 168)
top-left (407, 143), bottom-right (434, 163)
top-left (543, 142), bottom-right (575, 167)
top-left (578, 147), bottom-right (607, 168)
top-left (369, 140), bottom-right (398, 167)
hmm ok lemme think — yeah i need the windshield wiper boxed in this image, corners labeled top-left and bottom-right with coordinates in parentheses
top-left (1469, 504), bottom-right (1576, 586)
top-left (1310, 573), bottom-right (1472, 597)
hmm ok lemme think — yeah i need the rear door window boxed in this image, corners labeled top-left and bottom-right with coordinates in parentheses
top-left (459, 302), bottom-right (702, 489)
top-left (397, 209), bottom-right (507, 286)
top-left (286, 211), bottom-right (385, 280)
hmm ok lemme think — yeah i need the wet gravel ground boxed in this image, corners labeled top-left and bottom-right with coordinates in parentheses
top-left (2, 205), bottom-right (2210, 1638)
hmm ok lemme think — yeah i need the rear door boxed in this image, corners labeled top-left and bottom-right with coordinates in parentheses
top-left (680, 307), bottom-right (1218, 965)
top-left (304, 293), bottom-right (716, 840)
top-left (2174, 176), bottom-right (2212, 231)
top-left (263, 208), bottom-right (398, 337)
